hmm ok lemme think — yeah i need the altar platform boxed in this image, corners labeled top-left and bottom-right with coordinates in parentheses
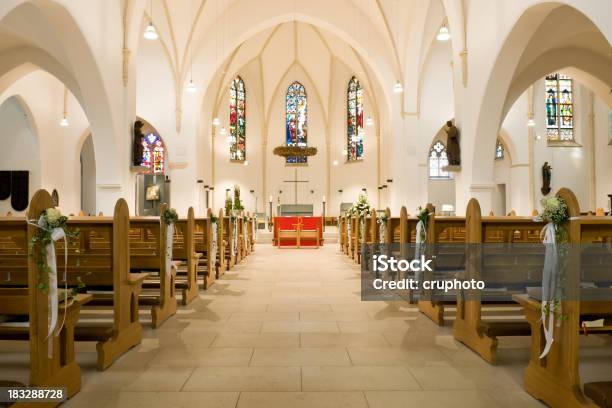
top-left (273, 216), bottom-right (323, 248)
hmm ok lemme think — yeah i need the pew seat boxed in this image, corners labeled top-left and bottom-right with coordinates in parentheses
top-left (585, 382), bottom-right (612, 408)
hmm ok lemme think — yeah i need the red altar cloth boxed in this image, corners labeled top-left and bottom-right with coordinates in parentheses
top-left (273, 216), bottom-right (323, 247)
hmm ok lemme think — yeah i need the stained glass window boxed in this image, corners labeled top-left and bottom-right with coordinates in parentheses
top-left (141, 133), bottom-right (165, 174)
top-left (347, 76), bottom-right (364, 161)
top-left (230, 76), bottom-right (246, 161)
top-left (495, 139), bottom-right (504, 160)
top-left (545, 74), bottom-right (573, 141)
top-left (429, 141), bottom-right (451, 179)
top-left (285, 81), bottom-right (308, 164)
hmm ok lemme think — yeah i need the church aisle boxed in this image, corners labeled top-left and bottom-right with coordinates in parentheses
top-left (62, 244), bottom-right (549, 408)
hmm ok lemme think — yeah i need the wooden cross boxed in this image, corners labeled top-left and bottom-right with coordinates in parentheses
top-left (283, 168), bottom-right (308, 204)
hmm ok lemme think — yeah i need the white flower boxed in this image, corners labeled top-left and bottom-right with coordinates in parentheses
top-left (46, 208), bottom-right (62, 226)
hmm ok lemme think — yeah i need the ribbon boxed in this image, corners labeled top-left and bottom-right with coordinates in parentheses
top-left (232, 219), bottom-right (238, 257)
top-left (29, 215), bottom-right (68, 358)
top-left (378, 219), bottom-right (386, 244)
top-left (211, 221), bottom-right (218, 267)
top-left (539, 221), bottom-right (558, 359)
top-left (165, 223), bottom-right (174, 277)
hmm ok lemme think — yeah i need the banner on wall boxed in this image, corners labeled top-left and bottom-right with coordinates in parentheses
top-left (0, 171), bottom-right (29, 211)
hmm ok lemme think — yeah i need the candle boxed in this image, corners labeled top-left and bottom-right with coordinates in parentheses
top-left (269, 195), bottom-right (273, 203)
top-left (322, 195), bottom-right (326, 202)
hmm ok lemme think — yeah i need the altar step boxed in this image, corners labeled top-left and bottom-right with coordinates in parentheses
top-left (254, 227), bottom-right (339, 244)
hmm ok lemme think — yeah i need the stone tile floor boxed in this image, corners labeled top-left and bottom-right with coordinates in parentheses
top-left (2, 244), bottom-right (611, 407)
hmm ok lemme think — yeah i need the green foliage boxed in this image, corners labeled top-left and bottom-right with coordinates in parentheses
top-left (210, 214), bottom-right (218, 223)
top-left (347, 193), bottom-right (373, 218)
top-left (161, 208), bottom-right (179, 225)
top-left (540, 197), bottom-right (570, 243)
top-left (29, 208), bottom-right (79, 293)
top-left (233, 185), bottom-right (245, 211)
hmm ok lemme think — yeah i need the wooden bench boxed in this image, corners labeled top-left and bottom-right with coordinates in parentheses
top-left (453, 197), bottom-right (544, 364)
top-left (418, 212), bottom-right (466, 325)
top-left (129, 203), bottom-right (177, 328)
top-left (172, 207), bottom-right (199, 305)
top-left (514, 188), bottom-right (612, 407)
top-left (193, 208), bottom-right (219, 287)
top-left (222, 215), bottom-right (235, 272)
top-left (339, 215), bottom-right (348, 254)
top-left (1, 194), bottom-right (148, 371)
top-left (0, 189), bottom-right (91, 403)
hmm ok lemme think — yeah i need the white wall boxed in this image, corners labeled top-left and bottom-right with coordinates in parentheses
top-left (0, 70), bottom-right (90, 215)
top-left (495, 77), bottom-right (612, 215)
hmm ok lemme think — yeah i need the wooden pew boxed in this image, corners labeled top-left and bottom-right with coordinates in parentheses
top-left (514, 188), bottom-right (612, 408)
top-left (193, 208), bottom-right (217, 288)
top-left (173, 207), bottom-right (199, 305)
top-left (246, 214), bottom-right (255, 253)
top-left (418, 209), bottom-right (466, 325)
top-left (0, 189), bottom-right (91, 403)
top-left (215, 209), bottom-right (225, 278)
top-left (222, 214), bottom-right (235, 271)
top-left (129, 204), bottom-right (177, 328)
top-left (1, 196), bottom-right (148, 371)
top-left (339, 215), bottom-right (348, 254)
top-left (453, 198), bottom-right (545, 364)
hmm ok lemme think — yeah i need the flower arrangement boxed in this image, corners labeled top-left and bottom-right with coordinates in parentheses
top-left (416, 206), bottom-right (430, 228)
top-left (225, 197), bottom-right (233, 215)
top-left (161, 208), bottom-right (179, 225)
top-left (29, 208), bottom-right (79, 292)
top-left (348, 194), bottom-right (374, 218)
top-left (416, 206), bottom-right (430, 243)
top-left (233, 185), bottom-right (244, 212)
top-left (539, 197), bottom-right (569, 243)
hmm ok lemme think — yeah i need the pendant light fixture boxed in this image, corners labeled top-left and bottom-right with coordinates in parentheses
top-left (392, 0), bottom-right (403, 94)
top-left (436, 24), bottom-right (450, 42)
top-left (212, 117), bottom-right (221, 127)
top-left (143, 0), bottom-right (158, 40)
top-left (59, 87), bottom-right (69, 127)
top-left (526, 118), bottom-right (535, 127)
top-left (366, 116), bottom-right (373, 126)
top-left (393, 80), bottom-right (404, 94)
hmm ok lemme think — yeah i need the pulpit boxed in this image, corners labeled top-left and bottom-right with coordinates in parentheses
top-left (274, 216), bottom-right (323, 248)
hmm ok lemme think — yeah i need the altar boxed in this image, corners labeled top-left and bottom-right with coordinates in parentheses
top-left (273, 216), bottom-right (323, 248)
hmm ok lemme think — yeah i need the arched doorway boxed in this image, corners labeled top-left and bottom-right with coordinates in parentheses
top-left (134, 117), bottom-right (169, 216)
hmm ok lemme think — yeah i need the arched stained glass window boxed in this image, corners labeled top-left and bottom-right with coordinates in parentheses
top-left (230, 76), bottom-right (246, 161)
top-left (495, 139), bottom-right (504, 160)
top-left (429, 141), bottom-right (451, 179)
top-left (347, 76), bottom-right (364, 161)
top-left (545, 74), bottom-right (573, 141)
top-left (285, 81), bottom-right (308, 164)
top-left (141, 133), bottom-right (165, 174)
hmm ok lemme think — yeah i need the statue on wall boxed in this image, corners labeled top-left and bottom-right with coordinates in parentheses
top-left (541, 162), bottom-right (552, 196)
top-left (132, 120), bottom-right (145, 166)
top-left (445, 120), bottom-right (461, 165)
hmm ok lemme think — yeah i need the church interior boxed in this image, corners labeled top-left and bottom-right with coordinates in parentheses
top-left (0, 0), bottom-right (611, 407)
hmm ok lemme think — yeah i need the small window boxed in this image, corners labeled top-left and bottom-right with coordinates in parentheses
top-left (429, 141), bottom-right (451, 179)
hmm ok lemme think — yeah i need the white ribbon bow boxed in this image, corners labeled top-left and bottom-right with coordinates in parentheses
top-left (414, 220), bottom-right (427, 284)
top-left (29, 215), bottom-right (68, 358)
top-left (211, 221), bottom-right (218, 267)
top-left (165, 223), bottom-right (174, 277)
top-left (539, 221), bottom-right (558, 359)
